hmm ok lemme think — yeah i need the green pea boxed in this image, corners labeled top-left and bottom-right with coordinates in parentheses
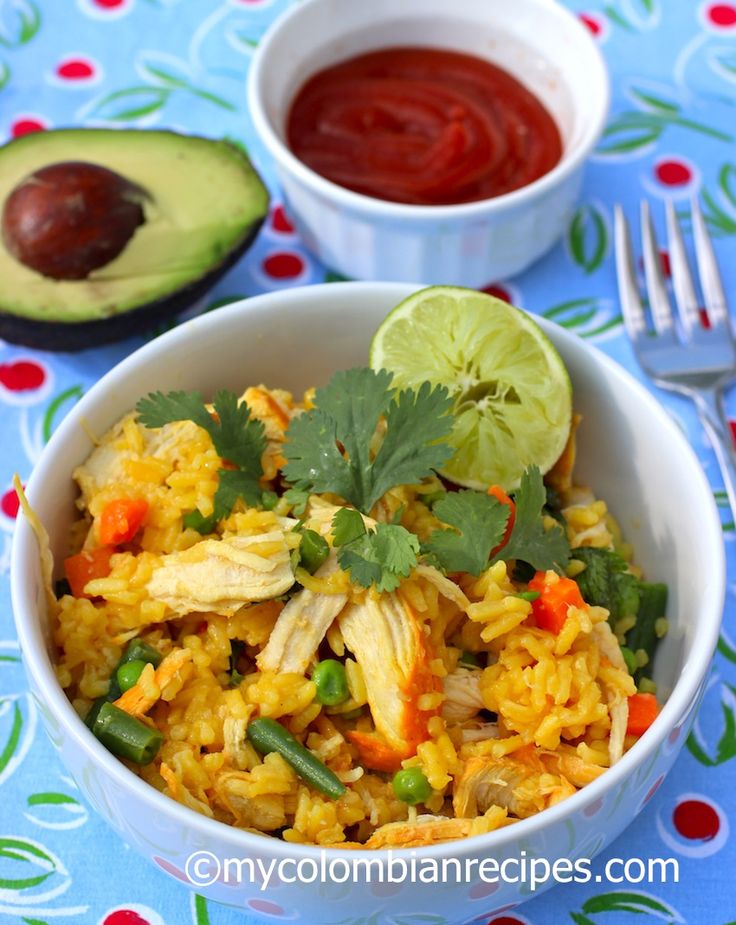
top-left (117, 659), bottom-right (147, 693)
top-left (299, 529), bottom-right (329, 574)
top-left (392, 767), bottom-right (432, 805)
top-left (312, 659), bottom-right (349, 706)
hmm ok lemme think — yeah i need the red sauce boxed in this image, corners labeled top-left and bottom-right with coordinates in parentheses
top-left (286, 47), bottom-right (562, 207)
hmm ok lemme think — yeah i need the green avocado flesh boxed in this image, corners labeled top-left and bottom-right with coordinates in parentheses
top-left (0, 129), bottom-right (269, 325)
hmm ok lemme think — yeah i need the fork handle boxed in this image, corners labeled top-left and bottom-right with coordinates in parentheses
top-left (692, 387), bottom-right (736, 523)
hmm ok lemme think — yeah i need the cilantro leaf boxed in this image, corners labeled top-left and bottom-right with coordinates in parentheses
top-left (283, 368), bottom-right (454, 514)
top-left (136, 388), bottom-right (268, 531)
top-left (136, 389), bottom-right (265, 473)
top-left (216, 467), bottom-right (265, 510)
top-left (332, 508), bottom-right (367, 546)
top-left (136, 390), bottom-right (214, 432)
top-left (183, 509), bottom-right (217, 534)
top-left (209, 390), bottom-right (266, 474)
top-left (423, 490), bottom-right (509, 576)
top-left (331, 508), bottom-right (419, 593)
top-left (283, 486), bottom-right (310, 516)
top-left (491, 465), bottom-right (570, 572)
top-left (369, 381), bottom-right (456, 504)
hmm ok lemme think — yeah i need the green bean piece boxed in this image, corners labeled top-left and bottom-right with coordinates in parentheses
top-left (91, 702), bottom-right (163, 765)
top-left (122, 639), bottom-right (163, 668)
top-left (117, 659), bottom-right (147, 693)
top-left (627, 582), bottom-right (668, 684)
top-left (105, 638), bottom-right (162, 701)
top-left (246, 717), bottom-right (346, 799)
top-left (106, 676), bottom-right (122, 703)
top-left (84, 697), bottom-right (107, 730)
top-left (312, 659), bottom-right (349, 706)
top-left (392, 767), bottom-right (432, 805)
top-left (299, 529), bottom-right (329, 574)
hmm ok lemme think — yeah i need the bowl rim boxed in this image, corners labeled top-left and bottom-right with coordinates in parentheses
top-left (247, 0), bottom-right (611, 221)
top-left (11, 281), bottom-right (724, 861)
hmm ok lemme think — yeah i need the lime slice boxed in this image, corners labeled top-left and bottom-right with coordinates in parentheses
top-left (369, 286), bottom-right (572, 490)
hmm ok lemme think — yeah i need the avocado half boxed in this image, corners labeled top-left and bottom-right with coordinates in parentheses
top-left (0, 129), bottom-right (270, 351)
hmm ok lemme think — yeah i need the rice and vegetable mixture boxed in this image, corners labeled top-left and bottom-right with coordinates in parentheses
top-left (51, 362), bottom-right (667, 848)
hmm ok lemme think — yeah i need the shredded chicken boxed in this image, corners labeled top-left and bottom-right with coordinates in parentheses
top-left (459, 721), bottom-right (500, 743)
top-left (453, 751), bottom-right (567, 819)
top-left (362, 816), bottom-right (476, 848)
top-left (214, 770), bottom-right (286, 830)
top-left (146, 532), bottom-right (294, 617)
top-left (73, 416), bottom-right (201, 506)
top-left (592, 621), bottom-right (631, 765)
top-left (442, 667), bottom-right (485, 723)
top-left (113, 648), bottom-right (192, 718)
top-left (242, 385), bottom-right (294, 481)
top-left (223, 715), bottom-right (255, 770)
top-left (538, 745), bottom-right (606, 787)
top-left (339, 593), bottom-right (439, 766)
top-left (257, 554), bottom-right (347, 673)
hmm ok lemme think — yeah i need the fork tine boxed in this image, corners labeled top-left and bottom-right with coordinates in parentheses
top-left (640, 200), bottom-right (674, 334)
top-left (665, 199), bottom-right (701, 334)
top-left (691, 196), bottom-right (729, 327)
top-left (614, 204), bottom-right (647, 338)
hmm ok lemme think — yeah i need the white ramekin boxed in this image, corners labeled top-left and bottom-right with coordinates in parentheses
top-left (247, 0), bottom-right (610, 286)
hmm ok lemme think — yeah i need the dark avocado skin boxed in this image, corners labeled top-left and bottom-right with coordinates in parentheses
top-left (0, 215), bottom-right (264, 352)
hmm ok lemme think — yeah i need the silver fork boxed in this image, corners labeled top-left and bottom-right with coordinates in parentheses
top-left (614, 198), bottom-right (736, 520)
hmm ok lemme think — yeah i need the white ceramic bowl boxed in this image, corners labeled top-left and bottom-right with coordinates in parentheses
top-left (12, 283), bottom-right (724, 923)
top-left (247, 0), bottom-right (610, 286)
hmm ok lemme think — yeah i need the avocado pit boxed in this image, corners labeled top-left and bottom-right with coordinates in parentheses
top-left (1, 160), bottom-right (146, 280)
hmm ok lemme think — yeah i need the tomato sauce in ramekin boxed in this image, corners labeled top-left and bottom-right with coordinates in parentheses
top-left (286, 46), bottom-right (562, 206)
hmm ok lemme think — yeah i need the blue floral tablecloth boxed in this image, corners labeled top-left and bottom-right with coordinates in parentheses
top-left (1, 1), bottom-right (736, 923)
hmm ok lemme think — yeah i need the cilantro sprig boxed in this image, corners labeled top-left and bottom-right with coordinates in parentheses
top-left (331, 508), bottom-right (419, 593)
top-left (136, 389), bottom-right (267, 532)
top-left (424, 466), bottom-right (570, 577)
top-left (423, 490), bottom-right (509, 576)
top-left (491, 465), bottom-right (570, 572)
top-left (283, 368), bottom-right (454, 515)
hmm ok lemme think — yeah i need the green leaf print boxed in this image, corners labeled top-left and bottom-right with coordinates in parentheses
top-left (43, 385), bottom-right (83, 443)
top-left (582, 889), bottom-right (680, 919)
top-left (0, 0), bottom-right (41, 48)
top-left (193, 893), bottom-right (211, 925)
top-left (570, 914), bottom-right (596, 925)
top-left (686, 682), bottom-right (736, 766)
top-left (598, 88), bottom-right (732, 157)
top-left (567, 205), bottom-right (609, 274)
top-left (0, 837), bottom-right (58, 890)
top-left (0, 698), bottom-right (23, 776)
top-left (543, 297), bottom-right (622, 339)
top-left (89, 86), bottom-right (170, 121)
top-left (27, 792), bottom-right (80, 808)
top-left (717, 630), bottom-right (736, 665)
top-left (698, 165), bottom-right (736, 236)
